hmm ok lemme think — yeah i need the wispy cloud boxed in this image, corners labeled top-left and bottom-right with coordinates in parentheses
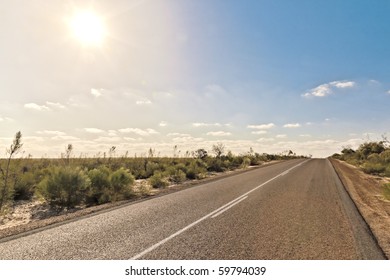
top-left (283, 123), bottom-right (301, 128)
top-left (276, 134), bottom-right (287, 138)
top-left (247, 123), bottom-right (275, 130)
top-left (204, 84), bottom-right (227, 99)
top-left (36, 130), bottom-right (66, 136)
top-left (46, 101), bottom-right (66, 109)
top-left (24, 103), bottom-right (50, 111)
top-left (159, 121), bottom-right (168, 127)
top-left (0, 116), bottom-right (13, 122)
top-left (257, 138), bottom-right (274, 142)
top-left (51, 135), bottom-right (80, 141)
top-left (206, 131), bottom-right (232, 136)
top-left (91, 88), bottom-right (103, 97)
top-left (302, 80), bottom-right (355, 98)
top-left (119, 128), bottom-right (159, 136)
top-left (251, 130), bottom-right (268, 135)
top-left (193, 122), bottom-right (222, 127)
top-left (24, 101), bottom-right (66, 111)
top-left (84, 128), bottom-right (105, 133)
top-left (135, 99), bottom-right (152, 105)
top-left (167, 133), bottom-right (190, 137)
top-left (387, 90), bottom-right (390, 95)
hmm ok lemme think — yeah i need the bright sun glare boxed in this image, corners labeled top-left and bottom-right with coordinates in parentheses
top-left (69, 11), bottom-right (106, 46)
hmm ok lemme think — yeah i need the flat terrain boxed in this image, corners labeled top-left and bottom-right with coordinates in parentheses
top-left (0, 159), bottom-right (385, 259)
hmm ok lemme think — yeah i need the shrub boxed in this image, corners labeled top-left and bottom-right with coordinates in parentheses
top-left (38, 166), bottom-right (91, 208)
top-left (168, 169), bottom-right (186, 184)
top-left (240, 157), bottom-right (251, 168)
top-left (86, 166), bottom-right (111, 205)
top-left (361, 162), bottom-right (386, 175)
top-left (385, 166), bottom-right (390, 178)
top-left (110, 168), bottom-right (135, 201)
top-left (13, 172), bottom-right (35, 200)
top-left (207, 158), bottom-right (225, 172)
top-left (149, 172), bottom-right (169, 188)
top-left (380, 150), bottom-right (390, 163)
top-left (185, 161), bottom-right (207, 180)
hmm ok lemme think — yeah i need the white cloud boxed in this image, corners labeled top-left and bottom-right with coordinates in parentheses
top-left (193, 122), bottom-right (222, 127)
top-left (303, 80), bottom-right (355, 98)
top-left (159, 121), bottom-right (168, 127)
top-left (51, 135), bottom-right (80, 141)
top-left (257, 138), bottom-right (274, 142)
top-left (276, 134), bottom-right (287, 138)
top-left (94, 137), bottom-right (122, 143)
top-left (283, 123), bottom-right (301, 128)
top-left (0, 116), bottom-right (13, 122)
top-left (387, 90), bottom-right (390, 95)
top-left (251, 130), bottom-right (268, 135)
top-left (206, 131), bottom-right (232, 136)
top-left (119, 128), bottom-right (159, 136)
top-left (91, 88), bottom-right (103, 97)
top-left (136, 99), bottom-right (152, 105)
top-left (108, 130), bottom-right (117, 136)
top-left (84, 128), bottom-right (105, 133)
top-left (46, 101), bottom-right (66, 109)
top-left (123, 137), bottom-right (138, 141)
top-left (167, 133), bottom-right (190, 137)
top-left (247, 123), bottom-right (275, 130)
top-left (24, 103), bottom-right (50, 111)
top-left (36, 130), bottom-right (66, 136)
top-left (330, 81), bottom-right (355, 88)
top-left (299, 134), bottom-right (312, 137)
top-left (172, 136), bottom-right (204, 143)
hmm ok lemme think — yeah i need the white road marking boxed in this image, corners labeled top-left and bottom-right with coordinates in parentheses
top-left (211, 196), bottom-right (248, 218)
top-left (130, 160), bottom-right (309, 260)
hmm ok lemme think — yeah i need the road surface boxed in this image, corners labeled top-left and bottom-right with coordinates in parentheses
top-left (0, 159), bottom-right (385, 259)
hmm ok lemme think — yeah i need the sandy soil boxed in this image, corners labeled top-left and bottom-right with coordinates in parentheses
top-left (330, 158), bottom-right (390, 259)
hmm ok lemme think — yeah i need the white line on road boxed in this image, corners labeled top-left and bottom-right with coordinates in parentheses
top-left (130, 160), bottom-right (309, 260)
top-left (211, 196), bottom-right (248, 218)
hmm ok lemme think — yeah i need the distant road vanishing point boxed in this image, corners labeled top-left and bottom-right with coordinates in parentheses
top-left (0, 159), bottom-right (386, 259)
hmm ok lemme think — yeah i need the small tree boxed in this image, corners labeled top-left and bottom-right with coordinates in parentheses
top-left (212, 142), bottom-right (225, 158)
top-left (0, 131), bottom-right (23, 211)
top-left (193, 148), bottom-right (208, 160)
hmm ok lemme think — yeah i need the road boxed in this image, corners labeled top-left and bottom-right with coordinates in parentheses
top-left (0, 159), bottom-right (385, 259)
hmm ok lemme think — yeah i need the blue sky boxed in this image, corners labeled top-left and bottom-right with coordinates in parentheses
top-left (0, 0), bottom-right (389, 157)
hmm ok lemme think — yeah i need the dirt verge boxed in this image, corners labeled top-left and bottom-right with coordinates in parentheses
top-left (330, 158), bottom-right (390, 259)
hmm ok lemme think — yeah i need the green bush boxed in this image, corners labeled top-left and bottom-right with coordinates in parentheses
top-left (361, 162), bottom-right (386, 175)
top-left (385, 166), bottom-right (390, 177)
top-left (38, 166), bottom-right (91, 208)
top-left (110, 168), bottom-right (135, 201)
top-left (168, 169), bottom-right (186, 184)
top-left (240, 157), bottom-right (251, 168)
top-left (13, 172), bottom-right (35, 200)
top-left (380, 150), bottom-right (390, 163)
top-left (185, 161), bottom-right (207, 179)
top-left (87, 166), bottom-right (111, 205)
top-left (149, 172), bottom-right (169, 188)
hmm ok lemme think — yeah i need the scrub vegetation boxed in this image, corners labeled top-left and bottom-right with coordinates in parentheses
top-left (0, 131), bottom-right (305, 213)
top-left (332, 138), bottom-right (390, 200)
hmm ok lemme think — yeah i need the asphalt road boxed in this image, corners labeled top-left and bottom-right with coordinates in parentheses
top-left (0, 159), bottom-right (385, 259)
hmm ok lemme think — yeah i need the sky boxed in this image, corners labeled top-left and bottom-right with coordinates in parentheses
top-left (1, 0), bottom-right (389, 158)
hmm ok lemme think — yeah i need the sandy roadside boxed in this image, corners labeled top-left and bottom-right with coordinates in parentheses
top-left (330, 158), bottom-right (390, 259)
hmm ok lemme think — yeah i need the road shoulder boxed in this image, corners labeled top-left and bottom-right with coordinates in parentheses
top-left (329, 158), bottom-right (390, 259)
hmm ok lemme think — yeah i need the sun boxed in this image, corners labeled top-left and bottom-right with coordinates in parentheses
top-left (69, 10), bottom-right (106, 46)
